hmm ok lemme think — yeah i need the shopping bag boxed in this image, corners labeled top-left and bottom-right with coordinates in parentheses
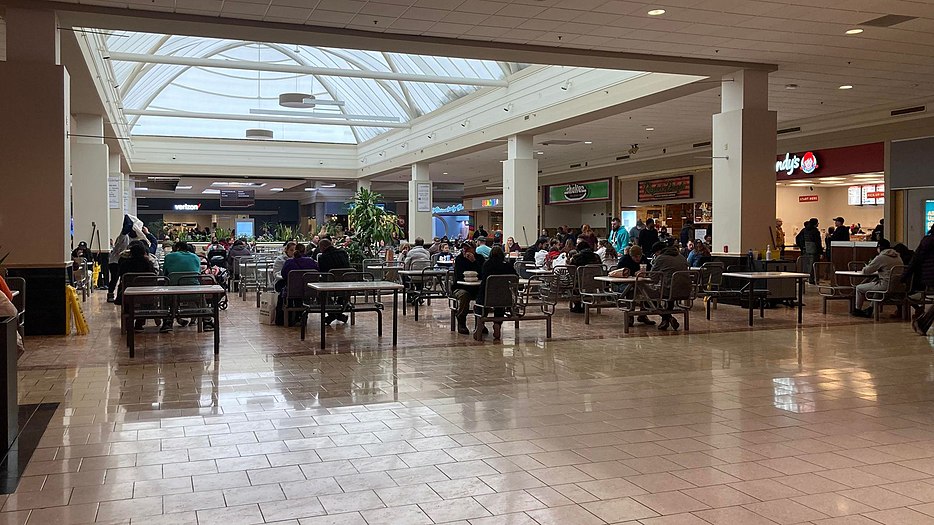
top-left (259, 291), bottom-right (277, 325)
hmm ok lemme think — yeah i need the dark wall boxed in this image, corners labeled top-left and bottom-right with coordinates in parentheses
top-left (137, 198), bottom-right (300, 223)
top-left (891, 137), bottom-right (934, 190)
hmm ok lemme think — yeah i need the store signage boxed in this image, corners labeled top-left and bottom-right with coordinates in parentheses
top-left (546, 179), bottom-right (611, 204)
top-left (637, 175), bottom-right (693, 202)
top-left (480, 198), bottom-right (500, 208)
top-left (416, 182), bottom-right (431, 212)
top-left (798, 195), bottom-right (819, 203)
top-left (867, 191), bottom-right (884, 199)
top-left (776, 151), bottom-right (819, 176)
top-left (174, 203), bottom-right (201, 211)
top-left (432, 203), bottom-right (465, 214)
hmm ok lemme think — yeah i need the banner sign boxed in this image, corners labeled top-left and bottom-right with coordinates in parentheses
top-left (546, 179), bottom-right (611, 204)
top-left (637, 175), bottom-right (693, 202)
top-left (799, 195), bottom-right (819, 202)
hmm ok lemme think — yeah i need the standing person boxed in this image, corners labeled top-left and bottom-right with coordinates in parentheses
top-left (142, 226), bottom-right (159, 255)
top-left (472, 225), bottom-right (488, 240)
top-left (870, 219), bottom-right (884, 241)
top-left (907, 225), bottom-right (934, 334)
top-left (608, 217), bottom-right (629, 255)
top-left (628, 219), bottom-right (644, 245)
top-left (797, 218), bottom-right (823, 282)
top-left (638, 218), bottom-right (660, 256)
top-left (679, 218), bottom-right (695, 249)
top-left (830, 217), bottom-right (850, 242)
top-left (577, 224), bottom-right (598, 251)
top-left (474, 246), bottom-right (517, 340)
top-left (118, 242), bottom-right (158, 330)
top-left (852, 239), bottom-right (901, 318)
top-left (774, 218), bottom-right (786, 257)
top-left (107, 215), bottom-right (143, 303)
top-left (452, 241), bottom-right (485, 335)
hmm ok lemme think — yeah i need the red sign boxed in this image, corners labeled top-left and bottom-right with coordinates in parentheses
top-left (776, 142), bottom-right (883, 180)
top-left (867, 191), bottom-right (884, 199)
top-left (799, 195), bottom-right (819, 202)
top-left (638, 175), bottom-right (693, 202)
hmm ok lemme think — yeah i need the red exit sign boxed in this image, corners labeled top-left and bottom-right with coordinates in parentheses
top-left (799, 195), bottom-right (819, 202)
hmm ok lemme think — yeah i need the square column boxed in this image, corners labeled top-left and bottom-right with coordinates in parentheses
top-left (0, 8), bottom-right (71, 335)
top-left (407, 162), bottom-right (432, 241)
top-left (109, 153), bottom-right (125, 243)
top-left (72, 114), bottom-right (111, 250)
top-left (712, 69), bottom-right (777, 254)
top-left (503, 135), bottom-right (538, 247)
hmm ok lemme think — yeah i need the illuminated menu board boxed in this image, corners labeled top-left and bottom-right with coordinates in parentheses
top-left (861, 185), bottom-right (876, 206)
top-left (847, 186), bottom-right (862, 206)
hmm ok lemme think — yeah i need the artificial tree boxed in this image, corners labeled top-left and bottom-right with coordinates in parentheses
top-left (346, 188), bottom-right (401, 263)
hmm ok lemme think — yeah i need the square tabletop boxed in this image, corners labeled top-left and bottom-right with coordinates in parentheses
top-left (594, 276), bottom-right (637, 284)
top-left (722, 272), bottom-right (810, 279)
top-left (527, 269), bottom-right (552, 274)
top-left (307, 280), bottom-right (403, 292)
top-left (835, 270), bottom-right (877, 277)
top-left (123, 285), bottom-right (225, 296)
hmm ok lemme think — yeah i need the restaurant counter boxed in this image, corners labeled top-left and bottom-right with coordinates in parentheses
top-left (829, 241), bottom-right (878, 271)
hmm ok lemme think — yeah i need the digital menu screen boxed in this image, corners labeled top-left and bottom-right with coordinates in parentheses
top-left (220, 189), bottom-right (255, 208)
top-left (847, 186), bottom-right (862, 206)
top-left (861, 185), bottom-right (876, 206)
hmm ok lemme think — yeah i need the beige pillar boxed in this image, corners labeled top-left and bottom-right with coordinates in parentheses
top-left (356, 179), bottom-right (372, 192)
top-left (408, 163), bottom-right (432, 241)
top-left (712, 69), bottom-right (777, 253)
top-left (503, 134), bottom-right (539, 247)
top-left (0, 8), bottom-right (71, 266)
top-left (72, 114), bottom-right (111, 250)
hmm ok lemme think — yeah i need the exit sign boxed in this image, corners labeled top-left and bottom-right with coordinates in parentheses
top-left (799, 195), bottom-right (819, 202)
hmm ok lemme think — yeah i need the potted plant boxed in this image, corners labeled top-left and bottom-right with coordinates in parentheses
top-left (346, 188), bottom-right (401, 266)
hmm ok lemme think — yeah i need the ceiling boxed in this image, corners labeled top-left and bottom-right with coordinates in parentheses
top-left (5, 0), bottom-right (934, 192)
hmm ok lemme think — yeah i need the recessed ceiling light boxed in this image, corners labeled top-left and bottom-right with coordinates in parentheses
top-left (845, 28), bottom-right (864, 35)
top-left (647, 8), bottom-right (666, 15)
top-left (442, 172), bottom-right (449, 175)
top-left (319, 183), bottom-right (336, 188)
top-left (584, 141), bottom-right (593, 144)
top-left (175, 185), bottom-right (192, 190)
top-left (304, 188), bottom-right (316, 192)
top-left (785, 84), bottom-right (798, 90)
top-left (645, 127), bottom-right (655, 131)
top-left (839, 84), bottom-right (853, 90)
top-left (536, 151), bottom-right (544, 155)
top-left (136, 187), bottom-right (149, 191)
top-left (270, 188), bottom-right (284, 192)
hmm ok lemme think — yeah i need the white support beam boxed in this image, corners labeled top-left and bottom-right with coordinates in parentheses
top-left (359, 66), bottom-right (710, 177)
top-left (122, 109), bottom-right (410, 128)
top-left (107, 52), bottom-right (509, 87)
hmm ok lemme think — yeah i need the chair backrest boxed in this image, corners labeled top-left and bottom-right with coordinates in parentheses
top-left (576, 264), bottom-right (607, 293)
top-left (701, 262), bottom-right (724, 288)
top-left (480, 274), bottom-right (519, 308)
top-left (286, 269), bottom-right (319, 299)
top-left (128, 274), bottom-right (168, 287)
top-left (302, 271), bottom-right (333, 303)
top-left (406, 259), bottom-right (431, 271)
top-left (885, 265), bottom-right (908, 293)
top-left (667, 271), bottom-right (698, 302)
top-left (552, 265), bottom-right (575, 290)
top-left (328, 267), bottom-right (356, 281)
top-left (340, 271), bottom-right (374, 282)
top-left (634, 271), bottom-right (664, 302)
top-left (167, 272), bottom-right (202, 286)
top-left (362, 258), bottom-right (381, 271)
top-left (812, 262), bottom-right (835, 286)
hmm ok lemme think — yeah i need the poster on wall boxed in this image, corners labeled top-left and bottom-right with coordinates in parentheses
top-left (545, 179), bottom-right (611, 204)
top-left (638, 175), bottom-right (693, 202)
top-left (416, 182), bottom-right (432, 212)
top-left (108, 178), bottom-right (121, 209)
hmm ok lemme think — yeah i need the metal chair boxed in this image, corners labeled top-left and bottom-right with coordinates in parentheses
top-left (72, 258), bottom-right (92, 301)
top-left (340, 271), bottom-right (383, 328)
top-left (120, 274), bottom-right (170, 333)
top-left (815, 261), bottom-right (855, 313)
top-left (282, 270), bottom-right (321, 327)
top-left (867, 265), bottom-right (909, 321)
top-left (577, 264), bottom-right (617, 324)
top-left (619, 271), bottom-right (664, 334)
top-left (172, 274), bottom-right (218, 332)
top-left (473, 274), bottom-right (553, 340)
top-left (300, 272), bottom-right (349, 341)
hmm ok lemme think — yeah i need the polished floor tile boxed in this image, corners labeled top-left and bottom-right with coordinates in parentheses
top-left (3, 289), bottom-right (934, 524)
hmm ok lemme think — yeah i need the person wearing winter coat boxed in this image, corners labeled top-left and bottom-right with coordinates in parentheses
top-left (906, 225), bottom-right (934, 334)
top-left (853, 239), bottom-right (902, 317)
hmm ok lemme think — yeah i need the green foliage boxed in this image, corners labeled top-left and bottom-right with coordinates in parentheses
top-left (275, 223), bottom-right (296, 242)
top-left (323, 217), bottom-right (343, 238)
top-left (214, 227), bottom-right (232, 240)
top-left (347, 188), bottom-right (401, 260)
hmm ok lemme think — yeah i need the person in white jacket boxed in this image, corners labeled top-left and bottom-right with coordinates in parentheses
top-left (853, 239), bottom-right (902, 317)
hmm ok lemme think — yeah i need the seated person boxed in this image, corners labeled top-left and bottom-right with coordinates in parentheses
top-left (568, 241), bottom-right (602, 313)
top-left (277, 243), bottom-right (321, 325)
top-left (647, 241), bottom-right (689, 330)
top-left (476, 237), bottom-right (493, 258)
top-left (505, 237), bottom-right (522, 254)
top-left (160, 241), bottom-right (203, 332)
top-left (686, 240), bottom-right (711, 267)
top-left (474, 245), bottom-right (516, 340)
top-left (452, 241), bottom-right (485, 335)
top-left (438, 243), bottom-right (453, 261)
top-left (118, 241), bottom-right (158, 331)
top-left (853, 239), bottom-right (901, 317)
top-left (273, 241), bottom-right (297, 281)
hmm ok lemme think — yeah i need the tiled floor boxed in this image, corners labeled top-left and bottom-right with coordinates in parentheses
top-left (5, 287), bottom-right (934, 524)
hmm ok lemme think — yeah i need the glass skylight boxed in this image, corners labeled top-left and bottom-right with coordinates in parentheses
top-left (95, 30), bottom-right (523, 144)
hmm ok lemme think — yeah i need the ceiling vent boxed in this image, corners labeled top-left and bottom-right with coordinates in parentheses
top-left (861, 14), bottom-right (917, 27)
top-left (569, 163), bottom-right (582, 169)
top-left (616, 155), bottom-right (630, 161)
top-left (891, 105), bottom-right (926, 117)
top-left (539, 140), bottom-right (581, 146)
top-left (692, 141), bottom-right (711, 148)
top-left (777, 126), bottom-right (802, 135)
top-left (245, 128), bottom-right (274, 140)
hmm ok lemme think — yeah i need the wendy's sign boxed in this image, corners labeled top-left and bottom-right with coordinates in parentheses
top-left (776, 143), bottom-right (883, 180)
top-left (638, 175), bottom-right (693, 202)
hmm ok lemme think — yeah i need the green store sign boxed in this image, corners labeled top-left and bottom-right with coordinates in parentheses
top-left (546, 179), bottom-right (611, 204)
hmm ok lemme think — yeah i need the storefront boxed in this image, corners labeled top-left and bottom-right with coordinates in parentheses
top-left (618, 170), bottom-right (712, 242)
top-left (462, 195), bottom-right (503, 237)
top-left (431, 203), bottom-right (470, 240)
top-left (541, 179), bottom-right (613, 237)
top-left (775, 143), bottom-right (885, 243)
top-left (137, 198), bottom-right (300, 238)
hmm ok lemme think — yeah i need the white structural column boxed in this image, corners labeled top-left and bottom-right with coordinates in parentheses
top-left (356, 179), bottom-right (372, 192)
top-left (408, 163), bottom-right (433, 241)
top-left (712, 69), bottom-right (777, 253)
top-left (72, 114), bottom-right (111, 247)
top-left (503, 135), bottom-right (539, 247)
top-left (0, 8), bottom-right (71, 266)
top-left (108, 153), bottom-right (125, 242)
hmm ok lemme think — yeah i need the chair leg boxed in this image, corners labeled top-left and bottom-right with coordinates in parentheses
top-left (822, 297), bottom-right (827, 314)
top-left (450, 311), bottom-right (455, 332)
top-left (546, 316), bottom-right (552, 338)
top-left (706, 298), bottom-right (711, 320)
top-left (624, 312), bottom-right (631, 334)
top-left (874, 303), bottom-right (881, 321)
top-left (584, 304), bottom-right (590, 325)
top-left (300, 312), bottom-right (306, 341)
top-left (377, 310), bottom-right (383, 336)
